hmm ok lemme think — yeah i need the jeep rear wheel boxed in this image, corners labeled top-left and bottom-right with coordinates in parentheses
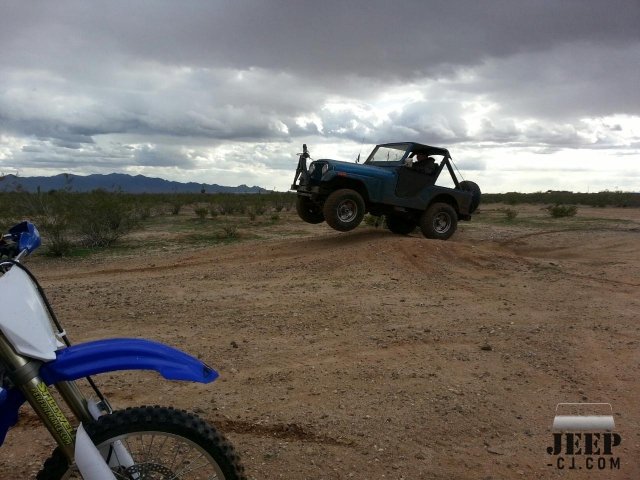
top-left (386, 215), bottom-right (416, 235)
top-left (323, 189), bottom-right (365, 232)
top-left (296, 196), bottom-right (325, 224)
top-left (420, 202), bottom-right (457, 240)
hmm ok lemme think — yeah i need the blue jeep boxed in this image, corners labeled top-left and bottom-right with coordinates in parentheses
top-left (291, 142), bottom-right (480, 240)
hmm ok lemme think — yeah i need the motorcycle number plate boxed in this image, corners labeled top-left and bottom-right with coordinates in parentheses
top-left (0, 267), bottom-right (58, 361)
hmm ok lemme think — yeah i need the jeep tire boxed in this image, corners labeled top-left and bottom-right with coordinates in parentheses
top-left (420, 202), bottom-right (457, 240)
top-left (386, 215), bottom-right (416, 235)
top-left (459, 180), bottom-right (481, 213)
top-left (323, 189), bottom-right (365, 232)
top-left (296, 196), bottom-right (325, 224)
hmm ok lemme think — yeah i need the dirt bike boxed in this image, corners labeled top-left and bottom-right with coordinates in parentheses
top-left (0, 221), bottom-right (246, 479)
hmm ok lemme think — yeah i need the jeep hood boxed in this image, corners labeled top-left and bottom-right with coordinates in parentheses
top-left (317, 159), bottom-right (395, 178)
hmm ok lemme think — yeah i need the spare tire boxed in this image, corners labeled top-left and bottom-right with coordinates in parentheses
top-left (459, 180), bottom-right (481, 213)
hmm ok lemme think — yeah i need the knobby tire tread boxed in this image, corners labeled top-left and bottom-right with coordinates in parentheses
top-left (36, 406), bottom-right (246, 480)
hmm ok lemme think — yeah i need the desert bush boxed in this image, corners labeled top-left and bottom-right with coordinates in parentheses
top-left (208, 204), bottom-right (219, 218)
top-left (24, 190), bottom-right (74, 256)
top-left (247, 209), bottom-right (257, 221)
top-left (218, 201), bottom-right (235, 215)
top-left (168, 195), bottom-right (183, 215)
top-left (364, 214), bottom-right (384, 227)
top-left (221, 225), bottom-right (238, 239)
top-left (44, 231), bottom-right (74, 256)
top-left (134, 205), bottom-right (152, 221)
top-left (482, 191), bottom-right (640, 208)
top-left (270, 213), bottom-right (280, 222)
top-left (500, 208), bottom-right (518, 221)
top-left (76, 190), bottom-right (137, 247)
top-left (40, 212), bottom-right (73, 256)
top-left (4, 191), bottom-right (75, 254)
top-left (547, 204), bottom-right (577, 218)
top-left (194, 206), bottom-right (208, 220)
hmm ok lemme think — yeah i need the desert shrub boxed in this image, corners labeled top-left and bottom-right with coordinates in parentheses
top-left (24, 190), bottom-right (74, 256)
top-left (482, 191), bottom-right (640, 208)
top-left (547, 204), bottom-right (577, 218)
top-left (247, 209), bottom-right (256, 221)
top-left (208, 204), bottom-right (219, 218)
top-left (501, 208), bottom-right (518, 221)
top-left (44, 231), bottom-right (74, 256)
top-left (364, 214), bottom-right (384, 227)
top-left (76, 190), bottom-right (137, 247)
top-left (270, 213), bottom-right (280, 222)
top-left (170, 201), bottom-right (182, 215)
top-left (122, 196), bottom-right (150, 222)
top-left (40, 212), bottom-right (73, 256)
top-left (135, 205), bottom-right (152, 221)
top-left (218, 201), bottom-right (236, 215)
top-left (194, 206), bottom-right (208, 220)
top-left (221, 225), bottom-right (238, 239)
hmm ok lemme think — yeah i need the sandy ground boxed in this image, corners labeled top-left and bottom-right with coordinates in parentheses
top-left (1, 205), bottom-right (639, 479)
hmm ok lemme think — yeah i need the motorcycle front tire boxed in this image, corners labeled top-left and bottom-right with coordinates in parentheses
top-left (37, 406), bottom-right (246, 480)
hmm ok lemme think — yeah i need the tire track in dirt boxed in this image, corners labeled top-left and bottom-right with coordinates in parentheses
top-left (557, 273), bottom-right (640, 288)
top-left (498, 226), bottom-right (638, 247)
top-left (214, 418), bottom-right (354, 446)
top-left (497, 227), bottom-right (640, 288)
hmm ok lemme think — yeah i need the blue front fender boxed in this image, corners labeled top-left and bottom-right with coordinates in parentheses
top-left (40, 338), bottom-right (219, 385)
top-left (1, 338), bottom-right (218, 446)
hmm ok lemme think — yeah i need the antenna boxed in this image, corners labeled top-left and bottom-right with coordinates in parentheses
top-left (356, 136), bottom-right (365, 163)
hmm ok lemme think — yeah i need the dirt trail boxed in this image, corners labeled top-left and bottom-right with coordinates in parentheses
top-left (1, 207), bottom-right (639, 479)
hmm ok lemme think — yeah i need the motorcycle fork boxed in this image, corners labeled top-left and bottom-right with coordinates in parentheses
top-left (0, 334), bottom-right (91, 461)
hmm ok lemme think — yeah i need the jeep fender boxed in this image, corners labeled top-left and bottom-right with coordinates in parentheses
top-left (321, 172), bottom-right (375, 203)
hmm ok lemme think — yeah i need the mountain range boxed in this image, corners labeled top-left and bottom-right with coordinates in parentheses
top-left (0, 173), bottom-right (268, 194)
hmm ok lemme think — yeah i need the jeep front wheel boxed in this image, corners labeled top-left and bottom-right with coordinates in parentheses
top-left (323, 189), bottom-right (365, 232)
top-left (296, 196), bottom-right (325, 224)
top-left (420, 203), bottom-right (457, 240)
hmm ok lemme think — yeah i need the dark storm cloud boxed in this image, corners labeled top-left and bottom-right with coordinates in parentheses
top-left (3, 0), bottom-right (637, 77)
top-left (461, 42), bottom-right (640, 120)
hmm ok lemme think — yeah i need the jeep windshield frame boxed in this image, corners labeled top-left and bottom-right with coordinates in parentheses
top-left (365, 142), bottom-right (451, 167)
top-left (364, 143), bottom-right (410, 166)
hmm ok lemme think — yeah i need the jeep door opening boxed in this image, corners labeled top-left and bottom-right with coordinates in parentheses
top-left (291, 142), bottom-right (481, 240)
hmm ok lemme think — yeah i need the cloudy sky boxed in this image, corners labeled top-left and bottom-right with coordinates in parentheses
top-left (1, 1), bottom-right (639, 192)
